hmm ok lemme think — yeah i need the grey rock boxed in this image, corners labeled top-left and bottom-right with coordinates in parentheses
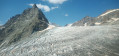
top-left (0, 4), bottom-right (49, 47)
top-left (72, 16), bottom-right (96, 26)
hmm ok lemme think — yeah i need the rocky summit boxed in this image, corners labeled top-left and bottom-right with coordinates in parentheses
top-left (0, 4), bottom-right (49, 47)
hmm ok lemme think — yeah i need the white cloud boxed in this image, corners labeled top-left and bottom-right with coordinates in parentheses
top-left (29, 4), bottom-right (34, 6)
top-left (65, 14), bottom-right (68, 16)
top-left (51, 6), bottom-right (58, 10)
top-left (48, 0), bottom-right (67, 4)
top-left (29, 4), bottom-right (58, 12)
top-left (29, 4), bottom-right (50, 12)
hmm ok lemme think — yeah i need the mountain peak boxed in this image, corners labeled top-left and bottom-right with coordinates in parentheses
top-left (0, 5), bottom-right (49, 46)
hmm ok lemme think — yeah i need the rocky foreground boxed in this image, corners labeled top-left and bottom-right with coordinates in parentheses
top-left (0, 25), bottom-right (119, 56)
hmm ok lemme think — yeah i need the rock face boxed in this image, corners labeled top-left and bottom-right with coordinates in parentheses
top-left (72, 9), bottom-right (119, 26)
top-left (0, 4), bottom-right (49, 47)
top-left (72, 16), bottom-right (96, 26)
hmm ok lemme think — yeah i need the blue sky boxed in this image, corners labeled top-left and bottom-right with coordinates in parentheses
top-left (0, 0), bottom-right (119, 26)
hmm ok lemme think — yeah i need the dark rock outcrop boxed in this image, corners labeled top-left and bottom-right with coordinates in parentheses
top-left (0, 4), bottom-right (49, 47)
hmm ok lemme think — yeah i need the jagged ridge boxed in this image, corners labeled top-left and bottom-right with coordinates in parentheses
top-left (0, 4), bottom-right (49, 47)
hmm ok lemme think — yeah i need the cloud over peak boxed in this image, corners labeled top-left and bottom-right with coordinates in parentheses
top-left (29, 4), bottom-right (50, 12)
top-left (29, 0), bottom-right (68, 12)
top-left (48, 0), bottom-right (67, 4)
top-left (29, 4), bottom-right (58, 12)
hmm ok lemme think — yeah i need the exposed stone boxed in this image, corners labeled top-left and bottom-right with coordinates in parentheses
top-left (0, 4), bottom-right (49, 47)
top-left (72, 16), bottom-right (96, 26)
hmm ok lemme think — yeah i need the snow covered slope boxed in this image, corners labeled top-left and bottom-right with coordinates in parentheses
top-left (0, 25), bottom-right (119, 56)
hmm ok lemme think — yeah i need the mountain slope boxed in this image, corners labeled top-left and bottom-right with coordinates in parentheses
top-left (0, 4), bottom-right (49, 47)
top-left (0, 26), bottom-right (119, 56)
top-left (71, 9), bottom-right (119, 26)
top-left (71, 16), bottom-right (96, 26)
top-left (97, 9), bottom-right (119, 25)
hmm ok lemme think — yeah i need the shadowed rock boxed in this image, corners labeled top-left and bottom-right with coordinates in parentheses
top-left (0, 4), bottom-right (49, 47)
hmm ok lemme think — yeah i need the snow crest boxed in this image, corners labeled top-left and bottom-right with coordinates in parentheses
top-left (98, 9), bottom-right (119, 18)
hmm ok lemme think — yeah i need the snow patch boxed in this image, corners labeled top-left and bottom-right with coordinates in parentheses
top-left (47, 24), bottom-right (56, 29)
top-left (95, 22), bottom-right (101, 25)
top-left (107, 18), bottom-right (119, 23)
top-left (66, 24), bottom-right (72, 27)
top-left (84, 23), bottom-right (87, 26)
top-left (39, 24), bottom-right (55, 32)
top-left (111, 18), bottom-right (119, 21)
